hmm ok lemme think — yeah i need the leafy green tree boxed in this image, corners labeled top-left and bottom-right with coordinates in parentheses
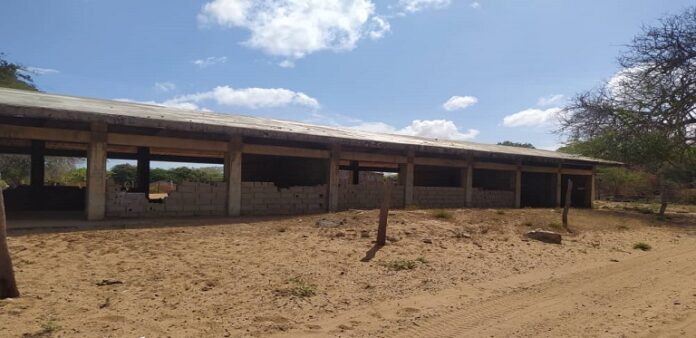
top-left (109, 164), bottom-right (137, 188)
top-left (560, 7), bottom-right (696, 216)
top-left (497, 141), bottom-right (535, 149)
top-left (0, 155), bottom-right (30, 186)
top-left (0, 53), bottom-right (37, 91)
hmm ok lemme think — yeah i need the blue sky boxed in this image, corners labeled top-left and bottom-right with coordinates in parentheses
top-left (2, 0), bottom-right (693, 154)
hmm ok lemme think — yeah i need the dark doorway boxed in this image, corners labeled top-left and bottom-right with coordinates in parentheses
top-left (521, 172), bottom-right (556, 207)
top-left (560, 175), bottom-right (591, 208)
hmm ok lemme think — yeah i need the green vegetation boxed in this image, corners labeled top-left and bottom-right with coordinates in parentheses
top-left (633, 242), bottom-right (652, 251)
top-left (431, 210), bottom-right (453, 220)
top-left (497, 141), bottom-right (535, 149)
top-left (381, 259), bottom-right (419, 271)
top-left (109, 163), bottom-right (223, 188)
top-left (0, 53), bottom-right (38, 91)
top-left (277, 277), bottom-right (317, 298)
top-left (40, 319), bottom-right (61, 333)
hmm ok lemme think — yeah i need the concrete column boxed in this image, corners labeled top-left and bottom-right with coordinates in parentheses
top-left (86, 123), bottom-right (107, 221)
top-left (465, 155), bottom-right (473, 207)
top-left (225, 136), bottom-right (242, 216)
top-left (403, 150), bottom-right (414, 207)
top-left (555, 165), bottom-right (562, 208)
top-left (30, 140), bottom-right (45, 188)
top-left (136, 146), bottom-right (150, 193)
top-left (327, 144), bottom-right (340, 212)
top-left (514, 161), bottom-right (522, 208)
top-left (589, 166), bottom-right (596, 209)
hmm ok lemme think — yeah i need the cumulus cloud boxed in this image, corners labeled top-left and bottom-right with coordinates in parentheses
top-left (24, 67), bottom-right (59, 75)
top-left (350, 119), bottom-right (479, 141)
top-left (502, 107), bottom-right (562, 127)
top-left (169, 86), bottom-right (320, 110)
top-left (199, 0), bottom-right (386, 63)
top-left (537, 94), bottom-right (565, 107)
top-left (118, 86), bottom-right (320, 112)
top-left (154, 81), bottom-right (176, 92)
top-left (399, 0), bottom-right (451, 13)
top-left (192, 56), bottom-right (228, 68)
top-left (442, 95), bottom-right (478, 111)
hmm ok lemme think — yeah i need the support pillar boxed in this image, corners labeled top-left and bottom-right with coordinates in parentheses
top-left (555, 164), bottom-right (562, 208)
top-left (224, 136), bottom-right (242, 216)
top-left (514, 160), bottom-right (522, 208)
top-left (589, 166), bottom-right (596, 209)
top-left (86, 123), bottom-right (107, 221)
top-left (136, 146), bottom-right (150, 193)
top-left (327, 144), bottom-right (340, 212)
top-left (350, 160), bottom-right (359, 185)
top-left (465, 155), bottom-right (473, 207)
top-left (403, 150), bottom-right (414, 207)
top-left (30, 140), bottom-right (45, 188)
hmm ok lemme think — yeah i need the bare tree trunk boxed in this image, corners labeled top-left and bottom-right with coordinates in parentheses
top-left (658, 173), bottom-right (668, 216)
top-left (0, 190), bottom-right (20, 299)
top-left (562, 179), bottom-right (573, 233)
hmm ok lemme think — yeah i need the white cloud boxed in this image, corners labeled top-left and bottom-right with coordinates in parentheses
top-left (442, 95), bottom-right (478, 111)
top-left (278, 60), bottom-right (295, 68)
top-left (170, 86), bottom-right (320, 110)
top-left (115, 98), bottom-right (204, 111)
top-left (25, 67), bottom-right (59, 75)
top-left (502, 107), bottom-right (562, 127)
top-left (351, 119), bottom-right (479, 141)
top-left (537, 94), bottom-right (565, 107)
top-left (470, 2), bottom-right (481, 9)
top-left (399, 0), bottom-right (451, 13)
top-left (199, 0), bottom-right (386, 62)
top-left (192, 56), bottom-right (228, 68)
top-left (154, 81), bottom-right (176, 92)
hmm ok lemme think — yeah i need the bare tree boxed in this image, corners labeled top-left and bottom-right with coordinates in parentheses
top-left (0, 190), bottom-right (19, 299)
top-left (560, 7), bottom-right (696, 216)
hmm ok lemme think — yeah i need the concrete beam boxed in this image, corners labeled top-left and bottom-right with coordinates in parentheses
top-left (242, 144), bottom-right (329, 159)
top-left (341, 151), bottom-right (406, 164)
top-left (414, 157), bottom-right (468, 167)
top-left (224, 136), bottom-right (242, 216)
top-left (86, 123), bottom-right (107, 221)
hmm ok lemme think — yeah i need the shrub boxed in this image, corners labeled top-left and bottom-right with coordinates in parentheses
top-left (633, 242), bottom-right (652, 251)
top-left (381, 259), bottom-right (418, 271)
top-left (277, 277), bottom-right (317, 298)
top-left (431, 210), bottom-right (453, 219)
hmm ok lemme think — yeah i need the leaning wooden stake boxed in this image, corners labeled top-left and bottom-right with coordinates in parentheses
top-left (562, 178), bottom-right (573, 233)
top-left (0, 189), bottom-right (20, 299)
top-left (376, 178), bottom-right (393, 246)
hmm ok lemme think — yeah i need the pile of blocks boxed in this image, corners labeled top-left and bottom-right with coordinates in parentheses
top-left (106, 180), bottom-right (226, 217)
top-left (413, 186), bottom-right (466, 208)
top-left (470, 188), bottom-right (515, 208)
top-left (240, 182), bottom-right (326, 215)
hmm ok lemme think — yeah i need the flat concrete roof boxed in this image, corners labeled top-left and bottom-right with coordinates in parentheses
top-left (0, 88), bottom-right (619, 165)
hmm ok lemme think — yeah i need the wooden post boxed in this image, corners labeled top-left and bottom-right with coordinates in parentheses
top-left (403, 150), bottom-right (414, 207)
top-left (86, 122), bottom-right (107, 221)
top-left (514, 160), bottom-right (522, 208)
top-left (136, 147), bottom-right (150, 193)
top-left (562, 179), bottom-right (573, 230)
top-left (224, 136), bottom-right (242, 216)
top-left (327, 144), bottom-right (340, 212)
top-left (555, 165), bottom-right (562, 208)
top-left (376, 178), bottom-right (392, 246)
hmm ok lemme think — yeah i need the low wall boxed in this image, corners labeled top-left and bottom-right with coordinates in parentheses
top-left (471, 188), bottom-right (515, 208)
top-left (106, 181), bottom-right (226, 217)
top-left (413, 186), bottom-right (466, 208)
top-left (337, 171), bottom-right (404, 210)
top-left (240, 182), bottom-right (326, 215)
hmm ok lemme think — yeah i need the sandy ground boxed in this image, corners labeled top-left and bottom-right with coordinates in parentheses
top-left (1, 206), bottom-right (695, 337)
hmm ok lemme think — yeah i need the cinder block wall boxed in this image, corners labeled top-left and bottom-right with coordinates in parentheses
top-left (240, 182), bottom-right (326, 215)
top-left (471, 188), bottom-right (515, 208)
top-left (106, 181), bottom-right (226, 217)
top-left (338, 171), bottom-right (404, 210)
top-left (413, 186), bottom-right (466, 208)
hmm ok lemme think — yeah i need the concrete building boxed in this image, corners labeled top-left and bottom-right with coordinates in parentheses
top-left (0, 88), bottom-right (618, 221)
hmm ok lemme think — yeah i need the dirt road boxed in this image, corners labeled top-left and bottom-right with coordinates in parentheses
top-left (285, 237), bottom-right (696, 337)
